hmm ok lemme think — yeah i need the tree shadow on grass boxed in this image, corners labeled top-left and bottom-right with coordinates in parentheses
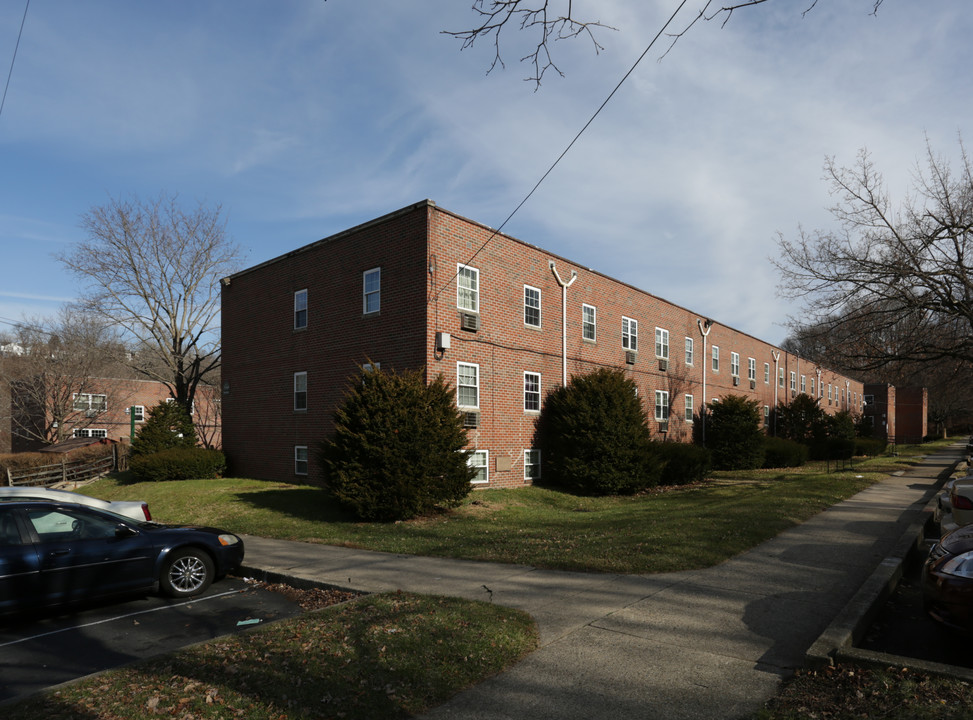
top-left (232, 487), bottom-right (354, 523)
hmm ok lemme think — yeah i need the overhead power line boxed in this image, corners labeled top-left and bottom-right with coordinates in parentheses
top-left (0, 0), bottom-right (30, 122)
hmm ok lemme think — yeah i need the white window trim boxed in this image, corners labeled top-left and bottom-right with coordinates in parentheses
top-left (790, 371), bottom-right (797, 391)
top-left (731, 352), bottom-right (740, 377)
top-left (582, 304), bottom-right (597, 342)
top-left (685, 337), bottom-right (694, 365)
top-left (685, 394), bottom-right (694, 423)
top-left (363, 267), bottom-right (381, 314)
top-left (655, 390), bottom-right (669, 422)
top-left (457, 264), bottom-right (479, 313)
top-left (73, 393), bottom-right (107, 413)
top-left (748, 358), bottom-right (756, 382)
top-left (622, 316), bottom-right (638, 351)
top-left (294, 445), bottom-right (308, 476)
top-left (469, 449), bottom-right (489, 485)
top-left (711, 346), bottom-right (719, 372)
top-left (524, 285), bottom-right (541, 328)
top-left (524, 449), bottom-right (541, 481)
top-left (73, 428), bottom-right (107, 439)
top-left (764, 363), bottom-right (770, 384)
top-left (457, 362), bottom-right (479, 409)
top-left (294, 371), bottom-right (308, 412)
top-left (524, 371), bottom-right (541, 413)
top-left (294, 289), bottom-right (308, 329)
top-left (801, 375), bottom-right (806, 393)
top-left (124, 405), bottom-right (146, 422)
top-left (655, 328), bottom-right (669, 360)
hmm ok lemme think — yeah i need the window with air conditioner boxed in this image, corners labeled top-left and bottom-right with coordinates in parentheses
top-left (457, 264), bottom-right (479, 313)
top-left (655, 328), bottom-right (669, 360)
top-left (748, 357), bottom-right (756, 382)
top-left (622, 317), bottom-right (638, 351)
top-left (73, 393), bottom-right (107, 413)
top-left (655, 390), bottom-right (669, 422)
top-left (730, 352), bottom-right (740, 377)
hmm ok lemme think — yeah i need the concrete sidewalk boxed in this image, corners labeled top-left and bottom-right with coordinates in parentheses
top-left (242, 445), bottom-right (961, 720)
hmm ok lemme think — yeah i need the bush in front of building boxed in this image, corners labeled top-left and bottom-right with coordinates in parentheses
top-left (129, 447), bottom-right (226, 482)
top-left (855, 437), bottom-right (887, 456)
top-left (320, 366), bottom-right (475, 522)
top-left (761, 436), bottom-right (809, 468)
top-left (706, 395), bottom-right (766, 470)
top-left (538, 368), bottom-right (662, 495)
top-left (656, 442), bottom-right (712, 486)
top-left (130, 400), bottom-right (198, 457)
top-left (775, 393), bottom-right (828, 445)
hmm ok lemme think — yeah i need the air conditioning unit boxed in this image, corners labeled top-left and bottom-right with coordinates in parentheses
top-left (85, 409), bottom-right (99, 417)
top-left (460, 313), bottom-right (479, 332)
top-left (625, 351), bottom-right (637, 365)
top-left (658, 359), bottom-right (668, 372)
top-left (749, 380), bottom-right (756, 390)
top-left (732, 376), bottom-right (739, 386)
top-left (657, 421), bottom-right (669, 434)
top-left (462, 411), bottom-right (479, 429)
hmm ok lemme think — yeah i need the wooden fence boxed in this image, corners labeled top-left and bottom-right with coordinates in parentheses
top-left (3, 448), bottom-right (121, 488)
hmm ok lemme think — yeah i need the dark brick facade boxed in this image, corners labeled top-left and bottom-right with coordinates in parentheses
top-left (222, 200), bottom-right (867, 487)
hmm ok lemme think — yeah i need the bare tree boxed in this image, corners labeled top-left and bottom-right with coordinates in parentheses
top-left (59, 193), bottom-right (244, 413)
top-left (775, 138), bottom-right (973, 373)
top-left (0, 308), bottom-right (131, 447)
top-left (446, 1), bottom-right (884, 86)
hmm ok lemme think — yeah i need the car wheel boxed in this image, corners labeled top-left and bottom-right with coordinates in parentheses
top-left (160, 548), bottom-right (214, 598)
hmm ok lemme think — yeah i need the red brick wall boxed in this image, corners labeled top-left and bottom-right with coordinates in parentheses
top-left (223, 200), bottom-right (866, 488)
top-left (895, 387), bottom-right (928, 443)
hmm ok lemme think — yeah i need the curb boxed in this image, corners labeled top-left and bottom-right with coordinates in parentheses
top-left (805, 453), bottom-right (968, 678)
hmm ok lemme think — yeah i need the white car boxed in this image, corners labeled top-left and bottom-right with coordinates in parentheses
top-left (0, 487), bottom-right (151, 522)
top-left (937, 475), bottom-right (973, 535)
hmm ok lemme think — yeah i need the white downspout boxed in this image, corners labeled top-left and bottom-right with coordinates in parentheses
top-left (772, 350), bottom-right (781, 436)
top-left (550, 262), bottom-right (577, 387)
top-left (697, 319), bottom-right (712, 445)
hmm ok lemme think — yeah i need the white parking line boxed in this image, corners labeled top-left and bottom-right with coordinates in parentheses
top-left (0, 589), bottom-right (243, 649)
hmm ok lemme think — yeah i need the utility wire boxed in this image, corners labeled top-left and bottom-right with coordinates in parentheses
top-left (0, 0), bottom-right (30, 122)
top-left (433, 0), bottom-right (691, 302)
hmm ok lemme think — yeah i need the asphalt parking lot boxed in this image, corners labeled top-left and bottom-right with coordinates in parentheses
top-left (0, 576), bottom-right (305, 706)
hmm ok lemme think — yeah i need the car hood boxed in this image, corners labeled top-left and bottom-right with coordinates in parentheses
top-left (940, 524), bottom-right (973, 554)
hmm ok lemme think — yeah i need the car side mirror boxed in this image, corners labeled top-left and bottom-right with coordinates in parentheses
top-left (114, 524), bottom-right (139, 539)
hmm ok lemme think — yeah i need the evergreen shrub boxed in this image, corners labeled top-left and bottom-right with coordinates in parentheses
top-left (131, 401), bottom-right (198, 457)
top-left (762, 436), bottom-right (808, 468)
top-left (707, 395), bottom-right (765, 470)
top-left (656, 442), bottom-right (711, 486)
top-left (130, 447), bottom-right (226, 482)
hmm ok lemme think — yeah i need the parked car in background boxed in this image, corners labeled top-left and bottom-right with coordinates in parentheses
top-left (923, 523), bottom-right (973, 632)
top-left (0, 499), bottom-right (243, 615)
top-left (0, 486), bottom-right (151, 522)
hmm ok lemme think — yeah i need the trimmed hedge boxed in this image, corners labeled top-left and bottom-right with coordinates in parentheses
top-left (656, 442), bottom-right (712, 486)
top-left (761, 437), bottom-right (809, 468)
top-left (130, 447), bottom-right (226, 483)
top-left (855, 438), bottom-right (888, 457)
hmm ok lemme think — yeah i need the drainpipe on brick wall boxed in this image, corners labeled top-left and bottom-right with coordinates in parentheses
top-left (697, 318), bottom-right (712, 446)
top-left (550, 262), bottom-right (577, 387)
top-left (772, 350), bottom-right (781, 436)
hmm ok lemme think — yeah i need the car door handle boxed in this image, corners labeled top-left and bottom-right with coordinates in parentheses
top-left (48, 549), bottom-right (70, 557)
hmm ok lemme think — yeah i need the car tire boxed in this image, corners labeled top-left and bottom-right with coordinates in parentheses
top-left (160, 548), bottom-right (215, 598)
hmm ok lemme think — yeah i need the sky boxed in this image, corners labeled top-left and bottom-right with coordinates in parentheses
top-left (1, 1), bottom-right (971, 346)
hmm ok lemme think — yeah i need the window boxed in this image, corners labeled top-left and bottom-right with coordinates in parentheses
top-left (524, 372), bottom-right (541, 412)
top-left (524, 286), bottom-right (541, 327)
top-left (125, 405), bottom-right (145, 422)
top-left (295, 446), bottom-right (308, 476)
top-left (801, 375), bottom-right (806, 393)
top-left (748, 358), bottom-right (756, 382)
top-left (294, 289), bottom-right (308, 329)
top-left (457, 264), bottom-right (479, 312)
top-left (685, 394), bottom-right (694, 422)
top-left (764, 406), bottom-right (770, 423)
top-left (655, 390), bottom-right (669, 422)
top-left (457, 363), bottom-right (479, 408)
top-left (362, 362), bottom-right (381, 373)
top-left (764, 363), bottom-right (770, 384)
top-left (790, 372), bottom-right (797, 392)
top-left (28, 507), bottom-right (117, 542)
top-left (778, 368), bottom-right (785, 388)
top-left (730, 352), bottom-right (740, 377)
top-left (363, 268), bottom-right (380, 314)
top-left (73, 393), bottom-right (107, 413)
top-left (469, 450), bottom-right (489, 484)
top-left (655, 328), bottom-right (669, 359)
top-left (711, 346), bottom-right (719, 372)
top-left (810, 378), bottom-right (816, 396)
top-left (828, 384), bottom-right (833, 403)
top-left (685, 337), bottom-right (694, 365)
top-left (524, 449), bottom-right (541, 481)
top-left (582, 304), bottom-right (596, 341)
top-left (622, 317), bottom-right (638, 351)
top-left (73, 428), bottom-right (107, 439)
top-left (294, 372), bottom-right (307, 411)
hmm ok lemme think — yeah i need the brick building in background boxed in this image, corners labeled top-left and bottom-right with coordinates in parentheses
top-left (863, 384), bottom-right (928, 445)
top-left (221, 200), bottom-right (874, 488)
top-left (2, 376), bottom-right (221, 453)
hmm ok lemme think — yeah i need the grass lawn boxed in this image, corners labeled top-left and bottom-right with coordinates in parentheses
top-left (6, 592), bottom-right (538, 720)
top-left (14, 437), bottom-right (955, 719)
top-left (81, 442), bottom-right (945, 575)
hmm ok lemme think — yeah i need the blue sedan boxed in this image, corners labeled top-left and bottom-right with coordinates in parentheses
top-left (0, 499), bottom-right (244, 614)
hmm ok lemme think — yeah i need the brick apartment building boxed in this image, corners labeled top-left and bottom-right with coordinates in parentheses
top-left (863, 383), bottom-right (928, 445)
top-left (3, 376), bottom-right (221, 453)
top-left (221, 200), bottom-right (869, 488)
